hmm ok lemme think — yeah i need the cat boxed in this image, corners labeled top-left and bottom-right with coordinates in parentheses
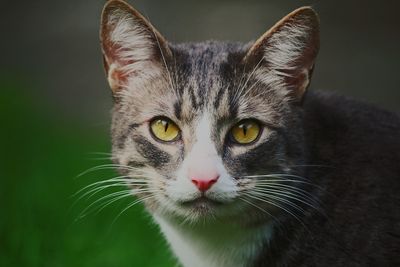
top-left (99, 0), bottom-right (400, 266)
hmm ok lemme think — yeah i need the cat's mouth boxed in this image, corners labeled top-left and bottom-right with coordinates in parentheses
top-left (180, 196), bottom-right (224, 208)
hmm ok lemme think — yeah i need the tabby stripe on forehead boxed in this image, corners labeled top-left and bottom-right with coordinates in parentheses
top-left (189, 87), bottom-right (198, 109)
top-left (213, 86), bottom-right (226, 110)
top-left (173, 101), bottom-right (182, 120)
top-left (197, 70), bottom-right (213, 109)
top-left (227, 86), bottom-right (238, 118)
top-left (133, 136), bottom-right (171, 168)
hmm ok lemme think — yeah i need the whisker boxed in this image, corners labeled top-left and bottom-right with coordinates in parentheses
top-left (249, 179), bottom-right (318, 188)
top-left (73, 181), bottom-right (129, 207)
top-left (253, 183), bottom-right (320, 202)
top-left (78, 188), bottom-right (159, 219)
top-left (77, 162), bottom-right (155, 178)
top-left (252, 186), bottom-right (320, 207)
top-left (84, 152), bottom-right (115, 161)
top-left (233, 57), bottom-right (264, 103)
top-left (86, 152), bottom-right (113, 156)
top-left (241, 79), bottom-right (262, 99)
top-left (96, 188), bottom-right (162, 215)
top-left (243, 192), bottom-right (307, 230)
top-left (85, 157), bottom-right (114, 161)
top-left (247, 175), bottom-right (326, 191)
top-left (111, 195), bottom-right (158, 226)
top-left (251, 189), bottom-right (316, 213)
top-left (72, 176), bottom-right (149, 197)
top-left (73, 175), bottom-right (131, 197)
top-left (78, 190), bottom-right (133, 219)
top-left (76, 164), bottom-right (139, 178)
top-left (249, 191), bottom-right (306, 215)
top-left (238, 196), bottom-right (282, 227)
top-left (93, 190), bottom-right (136, 215)
top-left (288, 164), bottom-right (333, 169)
top-left (76, 180), bottom-right (147, 204)
top-left (244, 173), bottom-right (310, 180)
top-left (147, 14), bottom-right (176, 94)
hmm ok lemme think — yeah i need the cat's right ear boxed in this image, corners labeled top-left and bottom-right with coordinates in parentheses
top-left (100, 0), bottom-right (171, 95)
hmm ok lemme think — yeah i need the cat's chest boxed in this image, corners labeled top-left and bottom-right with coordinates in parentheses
top-left (154, 215), bottom-right (274, 267)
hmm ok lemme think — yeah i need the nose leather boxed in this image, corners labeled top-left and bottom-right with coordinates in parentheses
top-left (191, 176), bottom-right (219, 192)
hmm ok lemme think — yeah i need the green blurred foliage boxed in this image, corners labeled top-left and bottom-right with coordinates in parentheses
top-left (0, 77), bottom-right (175, 267)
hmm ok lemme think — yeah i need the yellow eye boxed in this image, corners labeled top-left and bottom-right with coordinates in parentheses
top-left (150, 117), bottom-right (180, 142)
top-left (230, 120), bottom-right (261, 144)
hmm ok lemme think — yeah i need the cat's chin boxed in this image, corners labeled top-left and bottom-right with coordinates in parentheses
top-left (169, 196), bottom-right (218, 218)
top-left (150, 193), bottom-right (246, 223)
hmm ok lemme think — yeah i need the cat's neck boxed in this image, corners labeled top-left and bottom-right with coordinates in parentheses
top-left (154, 215), bottom-right (274, 267)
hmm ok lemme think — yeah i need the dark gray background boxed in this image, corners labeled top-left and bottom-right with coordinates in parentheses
top-left (2, 0), bottom-right (399, 123)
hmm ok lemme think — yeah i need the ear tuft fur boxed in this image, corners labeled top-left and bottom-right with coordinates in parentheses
top-left (244, 7), bottom-right (320, 102)
top-left (100, 0), bottom-right (171, 94)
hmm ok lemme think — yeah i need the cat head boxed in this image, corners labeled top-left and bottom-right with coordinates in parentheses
top-left (100, 0), bottom-right (319, 224)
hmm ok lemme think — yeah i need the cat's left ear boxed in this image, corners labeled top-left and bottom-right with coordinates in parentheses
top-left (100, 0), bottom-right (172, 95)
top-left (244, 7), bottom-right (320, 102)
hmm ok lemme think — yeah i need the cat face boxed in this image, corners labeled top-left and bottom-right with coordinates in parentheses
top-left (100, 0), bottom-right (319, 223)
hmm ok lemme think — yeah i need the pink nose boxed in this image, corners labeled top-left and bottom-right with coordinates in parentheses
top-left (191, 176), bottom-right (219, 192)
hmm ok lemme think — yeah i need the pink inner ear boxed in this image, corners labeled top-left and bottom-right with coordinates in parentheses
top-left (283, 68), bottom-right (311, 98)
top-left (110, 67), bottom-right (126, 85)
top-left (103, 40), bottom-right (136, 92)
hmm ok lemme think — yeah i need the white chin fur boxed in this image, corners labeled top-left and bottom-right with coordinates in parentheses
top-left (154, 213), bottom-right (274, 267)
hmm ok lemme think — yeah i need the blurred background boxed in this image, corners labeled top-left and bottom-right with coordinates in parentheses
top-left (1, 0), bottom-right (399, 266)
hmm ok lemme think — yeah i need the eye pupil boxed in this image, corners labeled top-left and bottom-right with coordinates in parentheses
top-left (242, 124), bottom-right (247, 135)
top-left (164, 122), bottom-right (169, 132)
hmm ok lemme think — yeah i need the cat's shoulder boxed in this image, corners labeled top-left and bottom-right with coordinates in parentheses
top-left (303, 90), bottom-right (400, 173)
top-left (304, 90), bottom-right (400, 134)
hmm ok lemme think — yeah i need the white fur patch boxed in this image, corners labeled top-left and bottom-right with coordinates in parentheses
top-left (155, 215), bottom-right (274, 267)
top-left (166, 114), bottom-right (237, 204)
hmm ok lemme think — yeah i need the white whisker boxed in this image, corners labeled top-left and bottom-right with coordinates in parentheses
top-left (78, 190), bottom-right (133, 219)
top-left (251, 190), bottom-right (307, 214)
top-left (243, 192), bottom-right (307, 230)
top-left (255, 183), bottom-right (318, 200)
top-left (77, 164), bottom-right (141, 178)
top-left (111, 195), bottom-right (158, 226)
top-left (233, 56), bottom-right (264, 103)
top-left (239, 196), bottom-right (281, 226)
top-left (73, 175), bottom-right (131, 197)
top-left (253, 186), bottom-right (319, 207)
top-left (96, 188), bottom-right (162, 215)
top-left (77, 180), bottom-right (147, 203)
